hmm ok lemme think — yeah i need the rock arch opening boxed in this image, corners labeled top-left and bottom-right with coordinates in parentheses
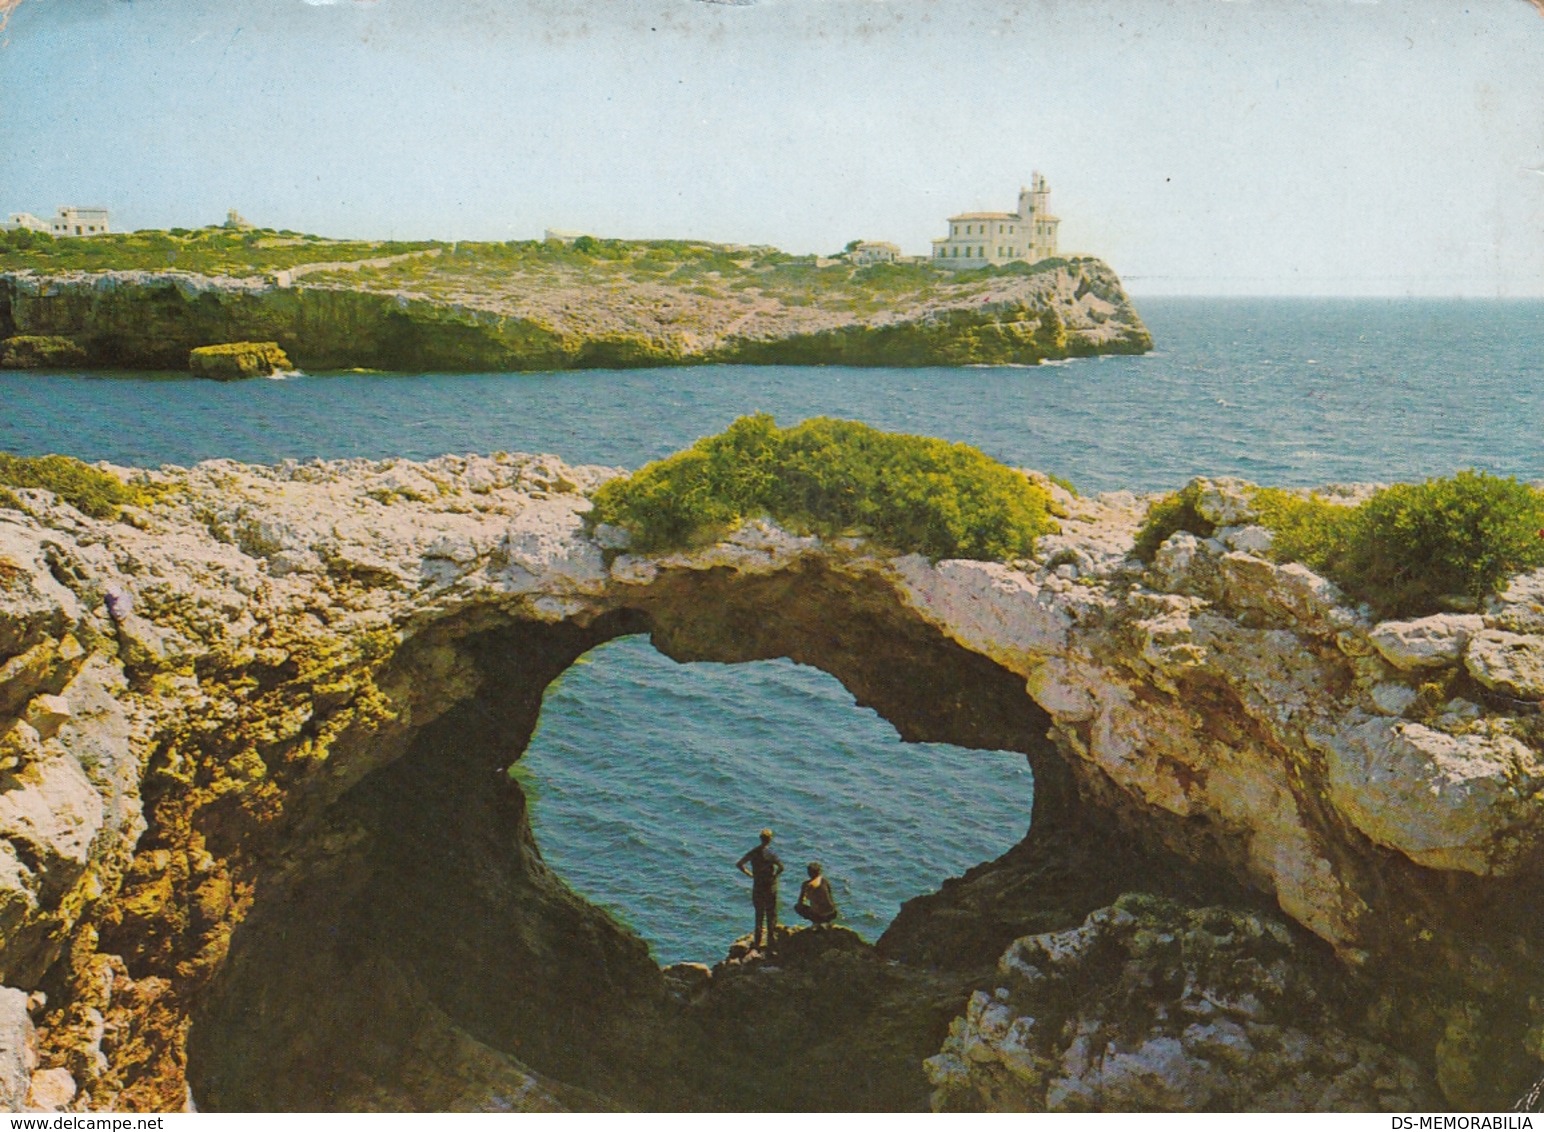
top-left (183, 564), bottom-right (1088, 1111)
top-left (519, 633), bottom-right (1035, 964)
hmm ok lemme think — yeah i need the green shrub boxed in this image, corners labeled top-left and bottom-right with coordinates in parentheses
top-left (1249, 472), bottom-right (1544, 618)
top-left (1249, 488), bottom-right (1351, 575)
top-left (1336, 472), bottom-right (1544, 617)
top-left (0, 453), bottom-right (160, 519)
top-left (1133, 481), bottom-right (1216, 562)
top-left (589, 414), bottom-right (1057, 560)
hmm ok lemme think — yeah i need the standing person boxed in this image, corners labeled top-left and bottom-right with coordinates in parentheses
top-left (735, 828), bottom-right (784, 950)
top-left (795, 861), bottom-right (839, 929)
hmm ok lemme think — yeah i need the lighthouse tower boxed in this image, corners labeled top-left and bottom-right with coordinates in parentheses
top-left (1016, 172), bottom-right (1060, 261)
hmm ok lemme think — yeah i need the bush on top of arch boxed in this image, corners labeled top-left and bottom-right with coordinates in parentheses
top-left (588, 414), bottom-right (1059, 562)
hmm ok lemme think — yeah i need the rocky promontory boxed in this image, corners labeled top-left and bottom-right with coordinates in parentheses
top-left (0, 454), bottom-right (1540, 1110)
top-left (0, 247), bottom-right (1149, 372)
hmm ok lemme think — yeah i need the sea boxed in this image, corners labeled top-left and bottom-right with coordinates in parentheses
top-left (3, 297), bottom-right (1541, 964)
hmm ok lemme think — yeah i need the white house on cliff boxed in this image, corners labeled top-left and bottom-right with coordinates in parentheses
top-left (3, 206), bottom-right (111, 237)
top-left (932, 173), bottom-right (1059, 268)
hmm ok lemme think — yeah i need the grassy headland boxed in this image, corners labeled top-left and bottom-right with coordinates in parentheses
top-left (0, 224), bottom-right (434, 276)
top-left (0, 227), bottom-right (1151, 372)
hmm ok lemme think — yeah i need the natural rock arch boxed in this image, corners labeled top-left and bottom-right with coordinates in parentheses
top-left (3, 454), bottom-right (1543, 1110)
top-left (185, 559), bottom-right (1075, 1109)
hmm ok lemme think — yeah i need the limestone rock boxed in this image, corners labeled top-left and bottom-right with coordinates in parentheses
top-left (25, 1068), bottom-right (74, 1112)
top-left (1368, 681), bottom-right (1418, 716)
top-left (0, 987), bottom-right (34, 1112)
top-left (0, 638), bottom-right (80, 722)
top-left (1324, 717), bottom-right (1544, 874)
top-left (0, 449), bottom-right (1542, 1108)
top-left (928, 896), bottom-right (1431, 1113)
top-left (0, 722), bottom-right (42, 774)
top-left (1148, 530), bottom-right (1210, 594)
top-left (0, 336), bottom-right (87, 370)
top-left (893, 557), bottom-right (1072, 659)
top-left (1190, 477), bottom-right (1258, 528)
top-left (660, 962), bottom-right (712, 1005)
top-left (1217, 553), bottom-right (1353, 629)
top-left (1368, 614), bottom-right (1484, 671)
top-left (1218, 524), bottom-right (1273, 555)
top-left (187, 341), bottom-right (292, 380)
top-left (0, 750), bottom-right (105, 900)
top-left (22, 695), bottom-right (70, 741)
top-left (1487, 570), bottom-right (1544, 634)
top-left (1464, 630), bottom-right (1544, 700)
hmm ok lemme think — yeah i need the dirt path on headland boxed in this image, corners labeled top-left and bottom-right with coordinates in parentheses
top-left (273, 246), bottom-right (443, 288)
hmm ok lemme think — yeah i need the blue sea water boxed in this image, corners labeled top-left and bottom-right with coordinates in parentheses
top-left (3, 297), bottom-right (1542, 963)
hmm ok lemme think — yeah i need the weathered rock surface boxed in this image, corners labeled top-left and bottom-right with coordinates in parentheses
top-left (25, 1067), bottom-right (75, 1112)
top-left (925, 896), bottom-right (1431, 1112)
top-left (1465, 630), bottom-right (1544, 701)
top-left (0, 261), bottom-right (1151, 372)
top-left (1325, 718), bottom-right (1543, 874)
top-left (1369, 614), bottom-right (1484, 671)
top-left (0, 987), bottom-right (34, 1111)
top-left (186, 342), bottom-right (292, 381)
top-left (0, 459), bottom-right (1541, 1110)
top-left (0, 336), bottom-right (88, 370)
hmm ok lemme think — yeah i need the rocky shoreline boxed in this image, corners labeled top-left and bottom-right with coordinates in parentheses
top-left (0, 454), bottom-right (1541, 1110)
top-left (0, 256), bottom-right (1150, 372)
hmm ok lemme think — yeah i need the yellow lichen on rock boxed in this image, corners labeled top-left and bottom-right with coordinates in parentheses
top-left (186, 342), bottom-right (292, 381)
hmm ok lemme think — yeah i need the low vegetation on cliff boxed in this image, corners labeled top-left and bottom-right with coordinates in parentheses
top-left (306, 235), bottom-right (1105, 314)
top-left (589, 414), bottom-right (1057, 560)
top-left (0, 228), bottom-right (1151, 371)
top-left (0, 224), bottom-right (432, 275)
top-left (0, 453), bottom-right (160, 519)
top-left (1136, 470), bottom-right (1544, 618)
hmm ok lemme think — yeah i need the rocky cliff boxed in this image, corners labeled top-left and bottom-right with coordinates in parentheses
top-left (0, 257), bottom-right (1149, 372)
top-left (0, 455), bottom-right (1540, 1110)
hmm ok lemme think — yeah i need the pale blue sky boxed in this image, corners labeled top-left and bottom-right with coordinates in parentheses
top-left (2, 0), bottom-right (1541, 295)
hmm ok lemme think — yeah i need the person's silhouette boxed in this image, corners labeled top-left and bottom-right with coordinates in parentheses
top-left (735, 828), bottom-right (784, 950)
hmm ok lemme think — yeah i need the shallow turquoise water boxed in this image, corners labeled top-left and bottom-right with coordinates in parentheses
top-left (5, 297), bottom-right (1541, 963)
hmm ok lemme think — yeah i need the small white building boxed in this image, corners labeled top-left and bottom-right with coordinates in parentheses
top-left (49, 207), bottom-right (111, 237)
top-left (850, 241), bottom-right (903, 266)
top-left (931, 173), bottom-right (1059, 269)
top-left (2, 212), bottom-right (50, 234)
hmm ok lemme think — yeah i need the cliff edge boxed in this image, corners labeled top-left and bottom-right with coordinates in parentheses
top-left (0, 454), bottom-right (1538, 1110)
top-left (0, 246), bottom-right (1149, 371)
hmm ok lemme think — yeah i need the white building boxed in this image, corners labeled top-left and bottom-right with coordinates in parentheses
top-left (51, 207), bottom-right (110, 237)
top-left (2, 212), bottom-right (50, 234)
top-left (850, 240), bottom-right (902, 266)
top-left (931, 173), bottom-right (1059, 269)
top-left (4, 207), bottom-right (112, 237)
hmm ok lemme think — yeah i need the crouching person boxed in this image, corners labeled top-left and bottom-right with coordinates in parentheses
top-left (795, 861), bottom-right (839, 928)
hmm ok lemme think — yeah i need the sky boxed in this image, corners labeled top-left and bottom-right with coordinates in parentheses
top-left (1, 0), bottom-right (1542, 296)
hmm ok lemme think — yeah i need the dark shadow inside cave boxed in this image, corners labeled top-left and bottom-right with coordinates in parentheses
top-left (183, 563), bottom-right (1136, 1111)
